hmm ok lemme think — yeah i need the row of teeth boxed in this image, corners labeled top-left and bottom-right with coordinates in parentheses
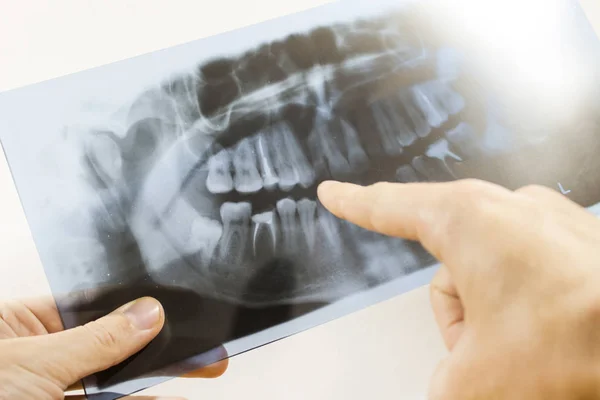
top-left (205, 79), bottom-right (467, 194)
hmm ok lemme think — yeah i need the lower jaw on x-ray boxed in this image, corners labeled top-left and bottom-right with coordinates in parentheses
top-left (1, 0), bottom-right (600, 398)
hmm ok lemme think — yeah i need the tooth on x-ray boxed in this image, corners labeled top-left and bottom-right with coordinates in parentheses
top-left (297, 198), bottom-right (317, 251)
top-left (251, 211), bottom-right (277, 257)
top-left (398, 91), bottom-right (431, 139)
top-left (411, 83), bottom-right (447, 128)
top-left (218, 202), bottom-right (252, 264)
top-left (254, 131), bottom-right (280, 190)
top-left (276, 198), bottom-right (299, 254)
top-left (232, 137), bottom-right (263, 193)
top-left (206, 148), bottom-right (234, 194)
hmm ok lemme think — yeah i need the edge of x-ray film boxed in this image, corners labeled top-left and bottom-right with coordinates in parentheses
top-left (1, 0), bottom-right (600, 398)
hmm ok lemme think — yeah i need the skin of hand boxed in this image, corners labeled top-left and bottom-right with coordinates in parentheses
top-left (317, 178), bottom-right (600, 400)
top-left (0, 296), bottom-right (228, 400)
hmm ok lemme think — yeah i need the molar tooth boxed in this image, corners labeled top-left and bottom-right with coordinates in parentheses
top-left (251, 211), bottom-right (277, 258)
top-left (309, 117), bottom-right (353, 180)
top-left (370, 102), bottom-right (405, 156)
top-left (206, 148), bottom-right (233, 194)
top-left (276, 198), bottom-right (299, 253)
top-left (411, 84), bottom-right (447, 128)
top-left (398, 91), bottom-right (431, 138)
top-left (279, 123), bottom-right (316, 188)
top-left (430, 81), bottom-right (465, 116)
top-left (297, 198), bottom-right (317, 251)
top-left (339, 119), bottom-right (369, 173)
top-left (254, 132), bottom-right (279, 190)
top-left (270, 124), bottom-right (300, 191)
top-left (218, 202), bottom-right (251, 263)
top-left (232, 136), bottom-right (262, 193)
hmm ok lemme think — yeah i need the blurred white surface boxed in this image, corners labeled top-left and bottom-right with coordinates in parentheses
top-left (0, 1), bottom-right (597, 399)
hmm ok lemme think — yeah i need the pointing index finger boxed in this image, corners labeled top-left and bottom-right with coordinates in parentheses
top-left (317, 179), bottom-right (522, 288)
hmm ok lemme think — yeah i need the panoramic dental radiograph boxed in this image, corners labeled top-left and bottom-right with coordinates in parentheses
top-left (1, 0), bottom-right (600, 398)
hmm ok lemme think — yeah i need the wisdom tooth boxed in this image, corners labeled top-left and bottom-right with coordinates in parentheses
top-left (276, 198), bottom-right (299, 254)
top-left (251, 211), bottom-right (277, 258)
top-left (254, 132), bottom-right (279, 190)
top-left (206, 148), bottom-right (234, 194)
top-left (232, 136), bottom-right (262, 193)
top-left (218, 202), bottom-right (251, 263)
top-left (426, 138), bottom-right (462, 162)
top-left (297, 198), bottom-right (317, 251)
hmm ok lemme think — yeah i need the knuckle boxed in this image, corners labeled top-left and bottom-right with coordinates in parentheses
top-left (82, 318), bottom-right (127, 355)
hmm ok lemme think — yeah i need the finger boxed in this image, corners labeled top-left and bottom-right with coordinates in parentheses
top-left (317, 179), bottom-right (541, 296)
top-left (429, 265), bottom-right (464, 351)
top-left (0, 300), bottom-right (49, 338)
top-left (181, 358), bottom-right (229, 379)
top-left (21, 297), bottom-right (165, 389)
top-left (19, 296), bottom-right (64, 333)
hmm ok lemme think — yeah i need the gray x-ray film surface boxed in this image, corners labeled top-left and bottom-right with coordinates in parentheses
top-left (1, 0), bottom-right (600, 398)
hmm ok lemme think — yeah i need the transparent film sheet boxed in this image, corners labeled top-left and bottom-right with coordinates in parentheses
top-left (1, 0), bottom-right (600, 398)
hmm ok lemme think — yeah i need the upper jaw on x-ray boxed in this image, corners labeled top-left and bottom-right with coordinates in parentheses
top-left (50, 3), bottom-right (599, 310)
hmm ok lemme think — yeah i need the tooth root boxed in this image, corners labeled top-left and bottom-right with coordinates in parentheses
top-left (206, 148), bottom-right (234, 194)
top-left (317, 202), bottom-right (342, 251)
top-left (371, 102), bottom-right (404, 156)
top-left (398, 91), bottom-right (431, 138)
top-left (411, 84), bottom-right (448, 128)
top-left (254, 132), bottom-right (280, 190)
top-left (396, 165), bottom-right (420, 183)
top-left (276, 198), bottom-right (299, 253)
top-left (232, 137), bottom-right (263, 194)
top-left (297, 198), bottom-right (317, 251)
top-left (218, 202), bottom-right (251, 263)
top-left (279, 123), bottom-right (316, 188)
top-left (251, 211), bottom-right (277, 258)
top-left (339, 119), bottom-right (369, 173)
top-left (270, 124), bottom-right (300, 191)
top-left (427, 138), bottom-right (462, 162)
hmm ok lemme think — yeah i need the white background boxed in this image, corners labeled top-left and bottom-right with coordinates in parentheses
top-left (0, 1), bottom-right (598, 399)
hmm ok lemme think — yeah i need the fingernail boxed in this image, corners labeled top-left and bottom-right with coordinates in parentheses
top-left (123, 297), bottom-right (161, 330)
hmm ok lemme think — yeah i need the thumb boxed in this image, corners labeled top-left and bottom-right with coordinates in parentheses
top-left (24, 296), bottom-right (164, 388)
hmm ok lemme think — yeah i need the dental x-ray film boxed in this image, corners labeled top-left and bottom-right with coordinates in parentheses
top-left (1, 0), bottom-right (600, 398)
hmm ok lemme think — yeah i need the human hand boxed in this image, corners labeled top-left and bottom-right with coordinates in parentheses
top-left (317, 179), bottom-right (600, 400)
top-left (0, 296), bottom-right (228, 399)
